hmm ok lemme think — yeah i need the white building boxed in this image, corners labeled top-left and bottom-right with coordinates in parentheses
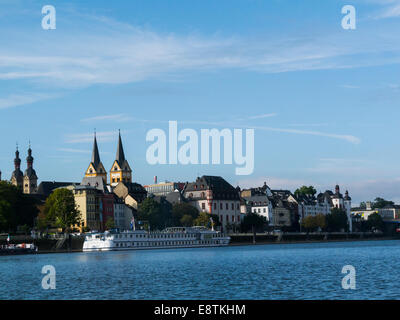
top-left (298, 185), bottom-right (352, 232)
top-left (183, 176), bottom-right (242, 231)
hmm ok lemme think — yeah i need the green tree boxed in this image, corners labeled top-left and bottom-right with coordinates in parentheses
top-left (315, 214), bottom-right (326, 230)
top-left (180, 214), bottom-right (194, 227)
top-left (193, 212), bottom-right (221, 229)
top-left (194, 211), bottom-right (209, 227)
top-left (294, 186), bottom-right (317, 199)
top-left (241, 212), bottom-right (267, 233)
top-left (44, 188), bottom-right (81, 232)
top-left (0, 181), bottom-right (39, 232)
top-left (137, 197), bottom-right (164, 230)
top-left (326, 208), bottom-right (348, 232)
top-left (302, 215), bottom-right (317, 232)
top-left (172, 203), bottom-right (199, 226)
top-left (105, 217), bottom-right (116, 230)
top-left (367, 213), bottom-right (384, 231)
top-left (373, 197), bottom-right (394, 209)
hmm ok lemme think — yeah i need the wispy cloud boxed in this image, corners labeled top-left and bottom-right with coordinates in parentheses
top-left (340, 84), bottom-right (360, 89)
top-left (238, 176), bottom-right (310, 191)
top-left (245, 113), bottom-right (277, 120)
top-left (57, 148), bottom-right (91, 154)
top-left (64, 131), bottom-right (118, 143)
top-left (1, 10), bottom-right (400, 89)
top-left (251, 126), bottom-right (361, 144)
top-left (373, 0), bottom-right (400, 19)
top-left (306, 158), bottom-right (374, 174)
top-left (287, 123), bottom-right (329, 127)
top-left (180, 119), bottom-right (360, 144)
top-left (81, 114), bottom-right (134, 123)
top-left (0, 93), bottom-right (55, 109)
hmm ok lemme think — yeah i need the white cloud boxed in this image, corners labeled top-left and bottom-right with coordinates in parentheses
top-left (64, 131), bottom-right (118, 143)
top-left (375, 2), bottom-right (400, 19)
top-left (179, 119), bottom-right (361, 144)
top-left (340, 85), bottom-right (360, 89)
top-left (1, 11), bottom-right (400, 89)
top-left (0, 93), bottom-right (55, 109)
top-left (238, 177), bottom-right (309, 191)
top-left (80, 114), bottom-right (134, 123)
top-left (251, 126), bottom-right (361, 144)
top-left (307, 158), bottom-right (373, 174)
top-left (57, 148), bottom-right (91, 154)
top-left (245, 113), bottom-right (278, 120)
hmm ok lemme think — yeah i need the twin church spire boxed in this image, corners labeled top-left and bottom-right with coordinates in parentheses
top-left (11, 143), bottom-right (38, 194)
top-left (84, 131), bottom-right (132, 186)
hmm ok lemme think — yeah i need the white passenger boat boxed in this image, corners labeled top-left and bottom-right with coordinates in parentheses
top-left (82, 226), bottom-right (230, 252)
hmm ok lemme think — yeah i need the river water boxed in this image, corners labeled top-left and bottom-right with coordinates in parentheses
top-left (0, 240), bottom-right (399, 300)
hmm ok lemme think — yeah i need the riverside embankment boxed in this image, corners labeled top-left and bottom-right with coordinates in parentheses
top-left (0, 231), bottom-right (396, 254)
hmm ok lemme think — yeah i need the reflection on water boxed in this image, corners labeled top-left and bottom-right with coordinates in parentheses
top-left (0, 240), bottom-right (399, 300)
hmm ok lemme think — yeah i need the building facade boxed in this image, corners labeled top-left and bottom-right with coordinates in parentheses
top-left (183, 176), bottom-right (241, 231)
top-left (71, 185), bottom-right (103, 232)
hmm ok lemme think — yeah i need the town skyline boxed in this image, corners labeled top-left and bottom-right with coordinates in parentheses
top-left (1, 0), bottom-right (400, 204)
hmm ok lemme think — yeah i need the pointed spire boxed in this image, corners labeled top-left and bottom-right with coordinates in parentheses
top-left (14, 144), bottom-right (21, 169)
top-left (91, 132), bottom-right (101, 169)
top-left (26, 141), bottom-right (33, 167)
top-left (116, 129), bottom-right (126, 165)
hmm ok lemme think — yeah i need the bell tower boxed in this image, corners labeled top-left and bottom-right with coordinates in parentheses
top-left (23, 144), bottom-right (38, 194)
top-left (84, 132), bottom-right (107, 183)
top-left (110, 131), bottom-right (132, 186)
top-left (11, 145), bottom-right (23, 188)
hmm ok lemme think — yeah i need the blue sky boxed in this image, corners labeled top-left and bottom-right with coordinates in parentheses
top-left (0, 0), bottom-right (400, 204)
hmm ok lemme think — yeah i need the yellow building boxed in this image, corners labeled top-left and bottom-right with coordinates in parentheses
top-left (71, 185), bottom-right (102, 232)
top-left (110, 131), bottom-right (132, 186)
top-left (84, 133), bottom-right (107, 184)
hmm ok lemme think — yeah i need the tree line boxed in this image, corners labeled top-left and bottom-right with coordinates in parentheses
top-left (0, 181), bottom-right (39, 233)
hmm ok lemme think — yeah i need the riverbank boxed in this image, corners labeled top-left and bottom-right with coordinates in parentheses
top-left (229, 231), bottom-right (395, 245)
top-left (1, 231), bottom-right (397, 255)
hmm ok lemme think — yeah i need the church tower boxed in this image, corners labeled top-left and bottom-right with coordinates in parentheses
top-left (110, 131), bottom-right (132, 186)
top-left (11, 146), bottom-right (23, 188)
top-left (84, 133), bottom-right (107, 183)
top-left (23, 145), bottom-right (38, 194)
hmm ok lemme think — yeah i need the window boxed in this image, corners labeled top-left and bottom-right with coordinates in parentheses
top-left (231, 203), bottom-right (234, 210)
top-left (202, 203), bottom-right (205, 210)
top-left (220, 203), bottom-right (223, 210)
top-left (226, 203), bottom-right (229, 210)
top-left (214, 203), bottom-right (217, 210)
